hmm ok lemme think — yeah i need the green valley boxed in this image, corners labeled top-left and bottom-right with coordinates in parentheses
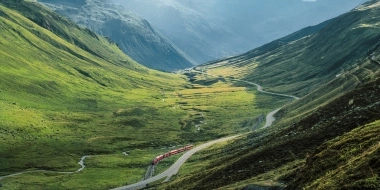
top-left (0, 0), bottom-right (286, 189)
top-left (1, 0), bottom-right (380, 189)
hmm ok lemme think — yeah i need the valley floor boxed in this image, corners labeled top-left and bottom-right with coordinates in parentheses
top-left (0, 69), bottom-right (288, 189)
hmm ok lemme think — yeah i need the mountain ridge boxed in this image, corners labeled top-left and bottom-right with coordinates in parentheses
top-left (196, 2), bottom-right (380, 97)
top-left (114, 0), bottom-right (367, 64)
top-left (39, 0), bottom-right (195, 71)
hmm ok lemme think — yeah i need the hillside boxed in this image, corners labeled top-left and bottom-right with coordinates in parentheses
top-left (198, 0), bottom-right (380, 97)
top-left (162, 73), bottom-right (380, 190)
top-left (0, 0), bottom-right (186, 188)
top-left (39, 0), bottom-right (195, 71)
top-left (159, 0), bottom-right (380, 189)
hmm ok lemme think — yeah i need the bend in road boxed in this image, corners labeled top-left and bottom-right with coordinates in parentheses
top-left (263, 109), bottom-right (281, 128)
top-left (190, 69), bottom-right (300, 100)
top-left (112, 70), bottom-right (301, 190)
top-left (0, 156), bottom-right (90, 180)
top-left (110, 135), bottom-right (240, 190)
top-left (230, 79), bottom-right (300, 100)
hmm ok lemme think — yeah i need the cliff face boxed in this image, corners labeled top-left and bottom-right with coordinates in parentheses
top-left (39, 0), bottom-right (195, 71)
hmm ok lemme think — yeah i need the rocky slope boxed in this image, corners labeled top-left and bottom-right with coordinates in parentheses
top-left (39, 0), bottom-right (194, 71)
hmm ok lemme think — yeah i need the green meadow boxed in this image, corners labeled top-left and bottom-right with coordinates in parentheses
top-left (0, 1), bottom-right (288, 189)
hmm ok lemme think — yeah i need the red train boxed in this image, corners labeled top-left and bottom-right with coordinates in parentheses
top-left (152, 145), bottom-right (194, 165)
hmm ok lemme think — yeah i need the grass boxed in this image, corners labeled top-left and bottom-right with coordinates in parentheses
top-left (289, 119), bottom-right (380, 190)
top-left (141, 1), bottom-right (380, 189)
top-left (159, 75), bottom-right (380, 189)
top-left (7, 0), bottom-right (380, 189)
top-left (0, 1), bottom-right (287, 189)
top-left (157, 4), bottom-right (380, 188)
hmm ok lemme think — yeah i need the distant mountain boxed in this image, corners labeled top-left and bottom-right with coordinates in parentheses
top-left (112, 0), bottom-right (259, 64)
top-left (113, 0), bottom-right (366, 64)
top-left (39, 0), bottom-right (195, 71)
top-left (197, 0), bottom-right (379, 97)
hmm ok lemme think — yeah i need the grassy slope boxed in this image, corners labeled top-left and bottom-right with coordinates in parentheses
top-left (0, 1), bottom-right (285, 189)
top-left (288, 120), bottom-right (380, 190)
top-left (160, 1), bottom-right (380, 189)
top-left (0, 1), bottom-right (186, 189)
top-left (197, 0), bottom-right (380, 97)
top-left (160, 71), bottom-right (380, 190)
top-left (0, 0), bottom-right (185, 177)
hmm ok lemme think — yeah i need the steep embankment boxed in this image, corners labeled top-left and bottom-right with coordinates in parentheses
top-left (199, 0), bottom-right (380, 97)
top-left (39, 0), bottom-right (194, 71)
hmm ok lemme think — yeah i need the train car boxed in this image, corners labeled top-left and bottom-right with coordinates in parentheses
top-left (170, 149), bottom-right (179, 156)
top-left (152, 145), bottom-right (194, 165)
top-left (152, 155), bottom-right (164, 165)
top-left (184, 145), bottom-right (194, 150)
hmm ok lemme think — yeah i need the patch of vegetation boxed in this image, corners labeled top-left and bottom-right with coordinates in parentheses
top-left (287, 120), bottom-right (380, 190)
top-left (161, 75), bottom-right (380, 189)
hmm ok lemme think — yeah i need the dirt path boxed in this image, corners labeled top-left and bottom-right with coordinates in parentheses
top-left (190, 69), bottom-right (300, 100)
top-left (0, 156), bottom-right (91, 180)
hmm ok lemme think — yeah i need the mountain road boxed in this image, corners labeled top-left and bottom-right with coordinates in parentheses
top-left (110, 135), bottom-right (240, 190)
top-left (0, 156), bottom-right (91, 180)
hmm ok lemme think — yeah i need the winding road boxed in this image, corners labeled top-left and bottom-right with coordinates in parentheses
top-left (229, 75), bottom-right (299, 129)
top-left (0, 156), bottom-right (90, 180)
top-left (191, 69), bottom-right (300, 130)
top-left (263, 108), bottom-right (281, 128)
top-left (1, 69), bottom-right (299, 189)
top-left (111, 135), bottom-right (240, 190)
top-left (111, 69), bottom-right (300, 190)
top-left (191, 69), bottom-right (300, 100)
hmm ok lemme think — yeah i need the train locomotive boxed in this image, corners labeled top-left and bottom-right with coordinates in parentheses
top-left (152, 145), bottom-right (194, 165)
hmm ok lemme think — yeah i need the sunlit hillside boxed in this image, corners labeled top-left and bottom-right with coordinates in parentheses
top-left (0, 1), bottom-right (285, 189)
